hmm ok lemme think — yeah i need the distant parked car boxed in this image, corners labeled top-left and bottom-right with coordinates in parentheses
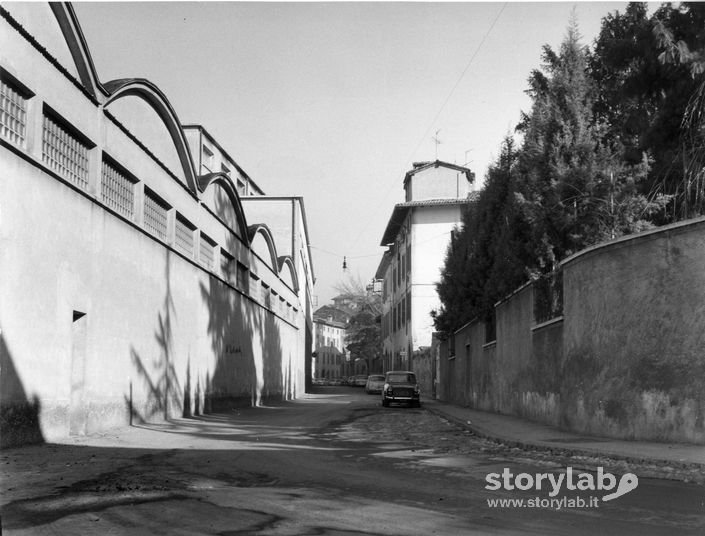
top-left (382, 371), bottom-right (421, 407)
top-left (353, 374), bottom-right (368, 387)
top-left (365, 375), bottom-right (385, 394)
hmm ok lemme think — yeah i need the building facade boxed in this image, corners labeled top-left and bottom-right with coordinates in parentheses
top-left (312, 316), bottom-right (347, 380)
top-left (183, 124), bottom-right (265, 198)
top-left (0, 2), bottom-right (314, 446)
top-left (376, 161), bottom-right (475, 372)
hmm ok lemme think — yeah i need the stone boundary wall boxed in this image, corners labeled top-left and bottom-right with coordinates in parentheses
top-left (438, 217), bottom-right (705, 444)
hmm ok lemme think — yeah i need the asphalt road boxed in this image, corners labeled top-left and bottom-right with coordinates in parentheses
top-left (1, 387), bottom-right (704, 535)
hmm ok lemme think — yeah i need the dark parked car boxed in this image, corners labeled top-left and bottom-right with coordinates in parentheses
top-left (382, 371), bottom-right (421, 407)
top-left (365, 374), bottom-right (385, 394)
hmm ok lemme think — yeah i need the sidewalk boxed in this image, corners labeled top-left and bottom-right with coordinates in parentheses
top-left (423, 399), bottom-right (705, 469)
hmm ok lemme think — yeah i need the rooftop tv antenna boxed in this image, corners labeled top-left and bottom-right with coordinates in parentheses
top-left (432, 130), bottom-right (442, 160)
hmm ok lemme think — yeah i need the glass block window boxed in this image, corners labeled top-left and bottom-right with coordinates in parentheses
top-left (175, 214), bottom-right (195, 258)
top-left (101, 160), bottom-right (135, 218)
top-left (0, 78), bottom-right (27, 147)
top-left (144, 189), bottom-right (169, 241)
top-left (199, 233), bottom-right (216, 270)
top-left (42, 114), bottom-right (90, 189)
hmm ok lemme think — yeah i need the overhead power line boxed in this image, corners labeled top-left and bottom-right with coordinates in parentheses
top-left (405, 2), bottom-right (508, 164)
top-left (312, 229), bottom-right (461, 268)
top-left (347, 3), bottom-right (507, 253)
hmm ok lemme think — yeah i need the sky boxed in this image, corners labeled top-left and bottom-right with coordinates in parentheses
top-left (73, 1), bottom-right (635, 306)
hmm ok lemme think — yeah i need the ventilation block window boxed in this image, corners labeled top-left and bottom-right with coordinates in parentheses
top-left (42, 113), bottom-right (90, 190)
top-left (0, 75), bottom-right (29, 147)
top-left (174, 213), bottom-right (196, 258)
top-left (143, 188), bottom-right (170, 242)
top-left (101, 159), bottom-right (136, 218)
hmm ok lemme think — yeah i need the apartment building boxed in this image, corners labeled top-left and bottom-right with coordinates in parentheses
top-left (376, 160), bottom-right (475, 371)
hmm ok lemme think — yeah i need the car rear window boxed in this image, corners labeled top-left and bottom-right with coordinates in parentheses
top-left (386, 373), bottom-right (415, 383)
top-left (369, 375), bottom-right (384, 381)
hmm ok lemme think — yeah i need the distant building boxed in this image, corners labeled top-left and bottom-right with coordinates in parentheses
top-left (331, 294), bottom-right (358, 313)
top-left (312, 302), bottom-right (350, 379)
top-left (0, 2), bottom-right (314, 446)
top-left (313, 304), bottom-right (351, 325)
top-left (376, 160), bottom-right (475, 371)
top-left (312, 316), bottom-right (347, 380)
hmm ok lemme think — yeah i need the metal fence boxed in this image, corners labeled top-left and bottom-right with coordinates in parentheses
top-left (533, 270), bottom-right (563, 324)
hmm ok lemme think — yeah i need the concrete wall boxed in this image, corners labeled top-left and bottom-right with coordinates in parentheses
top-left (406, 166), bottom-right (471, 202)
top-left (561, 219), bottom-right (705, 443)
top-left (438, 218), bottom-right (705, 444)
top-left (107, 96), bottom-right (185, 184)
top-left (494, 285), bottom-right (532, 415)
top-left (411, 347), bottom-right (433, 398)
top-left (0, 154), bottom-right (300, 445)
top-left (0, 2), bottom-right (312, 447)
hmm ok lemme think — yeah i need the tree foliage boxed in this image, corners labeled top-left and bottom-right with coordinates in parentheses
top-left (333, 277), bottom-right (382, 371)
top-left (434, 3), bottom-right (705, 333)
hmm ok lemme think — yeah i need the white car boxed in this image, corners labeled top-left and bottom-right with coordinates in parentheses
top-left (365, 375), bottom-right (385, 394)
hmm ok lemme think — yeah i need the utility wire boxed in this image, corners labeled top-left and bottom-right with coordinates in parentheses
top-left (404, 2), bottom-right (507, 165)
top-left (311, 229), bottom-right (459, 262)
top-left (346, 2), bottom-right (507, 253)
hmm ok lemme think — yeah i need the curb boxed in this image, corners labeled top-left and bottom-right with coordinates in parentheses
top-left (422, 403), bottom-right (705, 479)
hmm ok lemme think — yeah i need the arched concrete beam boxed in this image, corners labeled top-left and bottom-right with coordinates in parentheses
top-left (103, 78), bottom-right (198, 193)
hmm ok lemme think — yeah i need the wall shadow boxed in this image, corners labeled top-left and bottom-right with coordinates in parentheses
top-left (0, 333), bottom-right (44, 447)
top-left (118, 232), bottom-right (290, 424)
top-left (199, 236), bottom-right (285, 413)
top-left (125, 255), bottom-right (182, 424)
top-left (183, 356), bottom-right (192, 418)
